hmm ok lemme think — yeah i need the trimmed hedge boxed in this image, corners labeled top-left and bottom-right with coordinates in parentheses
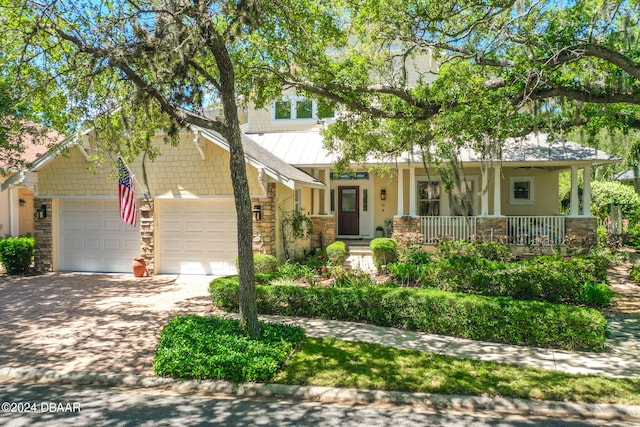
top-left (0, 237), bottom-right (34, 274)
top-left (370, 238), bottom-right (398, 270)
top-left (326, 241), bottom-right (347, 264)
top-left (236, 254), bottom-right (279, 274)
top-left (153, 315), bottom-right (305, 382)
top-left (209, 278), bottom-right (607, 351)
top-left (415, 255), bottom-right (612, 307)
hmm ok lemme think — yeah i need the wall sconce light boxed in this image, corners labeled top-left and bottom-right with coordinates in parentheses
top-left (380, 189), bottom-right (387, 201)
top-left (35, 204), bottom-right (47, 220)
top-left (19, 199), bottom-right (26, 207)
top-left (252, 204), bottom-right (262, 221)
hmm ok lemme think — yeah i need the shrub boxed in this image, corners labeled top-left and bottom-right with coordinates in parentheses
top-left (0, 237), bottom-right (34, 274)
top-left (370, 238), bottom-right (398, 270)
top-left (236, 254), bottom-right (278, 274)
top-left (416, 255), bottom-right (608, 307)
top-left (210, 278), bottom-right (607, 351)
top-left (277, 260), bottom-right (313, 279)
top-left (326, 241), bottom-right (347, 265)
top-left (578, 282), bottom-right (615, 308)
top-left (625, 223), bottom-right (640, 249)
top-left (630, 261), bottom-right (640, 284)
top-left (435, 239), bottom-right (513, 262)
top-left (153, 315), bottom-right (305, 382)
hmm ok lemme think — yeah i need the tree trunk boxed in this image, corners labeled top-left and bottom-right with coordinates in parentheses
top-left (213, 41), bottom-right (260, 338)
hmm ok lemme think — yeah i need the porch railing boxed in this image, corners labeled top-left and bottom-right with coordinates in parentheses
top-left (418, 215), bottom-right (566, 246)
top-left (420, 216), bottom-right (477, 244)
top-left (506, 216), bottom-right (565, 246)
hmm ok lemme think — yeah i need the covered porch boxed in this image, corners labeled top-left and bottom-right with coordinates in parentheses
top-left (390, 163), bottom-right (597, 246)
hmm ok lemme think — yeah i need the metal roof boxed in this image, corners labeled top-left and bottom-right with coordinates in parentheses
top-left (248, 130), bottom-right (620, 166)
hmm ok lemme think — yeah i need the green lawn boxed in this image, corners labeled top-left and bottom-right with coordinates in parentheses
top-left (275, 337), bottom-right (640, 405)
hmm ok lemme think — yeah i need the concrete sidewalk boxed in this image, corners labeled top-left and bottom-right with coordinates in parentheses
top-left (1, 272), bottom-right (640, 422)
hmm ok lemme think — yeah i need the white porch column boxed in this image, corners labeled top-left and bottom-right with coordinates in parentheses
top-left (481, 166), bottom-right (489, 216)
top-left (583, 165), bottom-right (592, 217)
top-left (570, 165), bottom-right (579, 216)
top-left (493, 164), bottom-right (502, 216)
top-left (324, 168), bottom-right (331, 214)
top-left (312, 169), bottom-right (320, 215)
top-left (8, 187), bottom-right (18, 236)
top-left (409, 167), bottom-right (416, 216)
top-left (397, 167), bottom-right (405, 216)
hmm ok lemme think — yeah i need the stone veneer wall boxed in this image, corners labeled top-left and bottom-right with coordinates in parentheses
top-left (33, 198), bottom-right (53, 272)
top-left (476, 217), bottom-right (508, 242)
top-left (565, 217), bottom-right (598, 242)
top-left (392, 216), bottom-right (421, 237)
top-left (251, 183), bottom-right (276, 256)
top-left (310, 215), bottom-right (336, 250)
top-left (139, 200), bottom-right (155, 274)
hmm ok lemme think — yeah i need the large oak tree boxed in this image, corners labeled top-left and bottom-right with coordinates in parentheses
top-left (2, 0), bottom-right (344, 337)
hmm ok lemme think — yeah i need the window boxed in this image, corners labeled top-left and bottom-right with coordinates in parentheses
top-left (510, 177), bottom-right (534, 204)
top-left (274, 100), bottom-right (291, 120)
top-left (296, 99), bottom-right (313, 119)
top-left (417, 181), bottom-right (441, 216)
top-left (330, 189), bottom-right (335, 211)
top-left (272, 97), bottom-right (335, 121)
top-left (363, 189), bottom-right (368, 212)
top-left (317, 99), bottom-right (336, 119)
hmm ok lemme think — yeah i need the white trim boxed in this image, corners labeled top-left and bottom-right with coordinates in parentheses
top-left (509, 176), bottom-right (535, 205)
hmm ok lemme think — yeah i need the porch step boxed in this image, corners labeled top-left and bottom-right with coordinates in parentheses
top-left (344, 244), bottom-right (377, 274)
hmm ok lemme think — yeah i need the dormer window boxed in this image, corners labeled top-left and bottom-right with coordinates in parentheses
top-left (272, 97), bottom-right (335, 121)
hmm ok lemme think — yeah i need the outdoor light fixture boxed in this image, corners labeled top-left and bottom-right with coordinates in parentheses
top-left (35, 204), bottom-right (47, 220)
top-left (252, 205), bottom-right (262, 221)
top-left (380, 189), bottom-right (387, 201)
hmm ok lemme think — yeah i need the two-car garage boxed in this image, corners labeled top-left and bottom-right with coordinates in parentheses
top-left (57, 198), bottom-right (238, 275)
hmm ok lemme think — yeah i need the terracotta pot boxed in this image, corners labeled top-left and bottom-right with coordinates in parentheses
top-left (132, 257), bottom-right (146, 278)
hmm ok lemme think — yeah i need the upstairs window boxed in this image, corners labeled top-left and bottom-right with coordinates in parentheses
top-left (296, 99), bottom-right (313, 119)
top-left (272, 97), bottom-right (336, 121)
top-left (274, 100), bottom-right (292, 120)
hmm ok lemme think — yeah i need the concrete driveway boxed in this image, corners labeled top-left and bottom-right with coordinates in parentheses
top-left (0, 273), bottom-right (213, 376)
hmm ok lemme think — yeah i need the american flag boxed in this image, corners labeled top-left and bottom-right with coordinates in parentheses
top-left (118, 157), bottom-right (137, 227)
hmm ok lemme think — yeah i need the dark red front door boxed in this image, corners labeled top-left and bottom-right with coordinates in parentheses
top-left (338, 186), bottom-right (359, 235)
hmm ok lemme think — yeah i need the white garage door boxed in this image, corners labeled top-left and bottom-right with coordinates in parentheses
top-left (58, 200), bottom-right (140, 272)
top-left (157, 199), bottom-right (238, 275)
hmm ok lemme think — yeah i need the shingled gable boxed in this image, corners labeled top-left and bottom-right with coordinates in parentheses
top-left (2, 125), bottom-right (325, 192)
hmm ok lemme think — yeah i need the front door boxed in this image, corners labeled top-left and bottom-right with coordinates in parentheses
top-left (338, 186), bottom-right (359, 235)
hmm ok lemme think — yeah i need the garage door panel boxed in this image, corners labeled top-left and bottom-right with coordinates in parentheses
top-left (59, 200), bottom-right (139, 273)
top-left (158, 199), bottom-right (238, 275)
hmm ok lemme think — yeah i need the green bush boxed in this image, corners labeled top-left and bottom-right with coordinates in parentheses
top-left (578, 282), bottom-right (615, 308)
top-left (210, 278), bottom-right (607, 351)
top-left (415, 255), bottom-right (608, 307)
top-left (0, 237), bottom-right (34, 274)
top-left (326, 241), bottom-right (347, 265)
top-left (236, 254), bottom-right (278, 274)
top-left (625, 223), bottom-right (640, 249)
top-left (370, 238), bottom-right (398, 270)
top-left (277, 260), bottom-right (313, 279)
top-left (435, 239), bottom-right (513, 262)
top-left (630, 261), bottom-right (640, 284)
top-left (153, 315), bottom-right (305, 382)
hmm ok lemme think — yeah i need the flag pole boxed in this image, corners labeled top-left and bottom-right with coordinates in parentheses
top-left (118, 155), bottom-right (150, 200)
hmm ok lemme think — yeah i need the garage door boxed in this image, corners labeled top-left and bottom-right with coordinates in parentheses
top-left (58, 199), bottom-right (140, 272)
top-left (157, 199), bottom-right (238, 275)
